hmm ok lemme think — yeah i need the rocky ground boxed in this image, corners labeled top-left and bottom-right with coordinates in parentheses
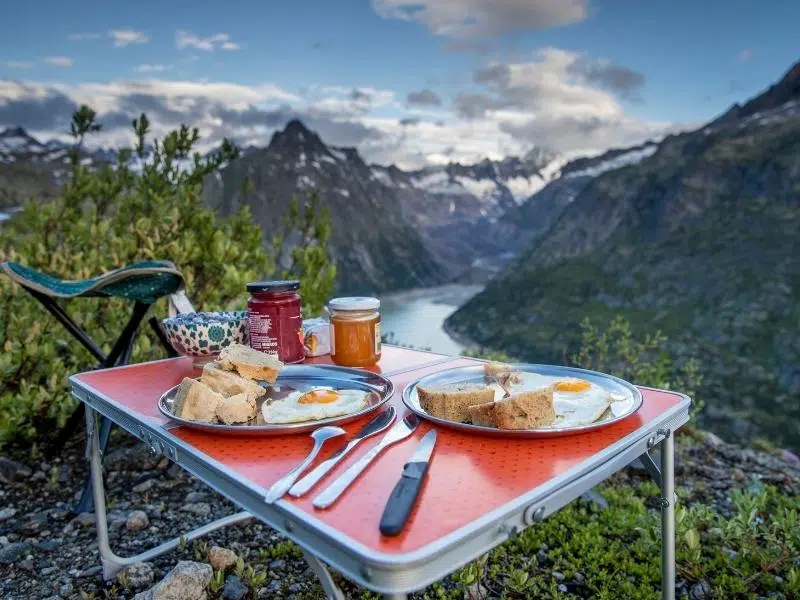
top-left (0, 428), bottom-right (798, 600)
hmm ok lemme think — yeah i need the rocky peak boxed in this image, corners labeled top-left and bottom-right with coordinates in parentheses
top-left (267, 119), bottom-right (327, 156)
top-left (712, 59), bottom-right (800, 125)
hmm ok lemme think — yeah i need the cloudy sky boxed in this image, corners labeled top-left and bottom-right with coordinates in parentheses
top-left (1, 0), bottom-right (798, 168)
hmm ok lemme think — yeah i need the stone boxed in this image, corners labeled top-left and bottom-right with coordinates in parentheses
top-left (20, 557), bottom-right (35, 571)
top-left (288, 582), bottom-right (303, 593)
top-left (222, 575), bottom-right (248, 600)
top-left (0, 542), bottom-right (31, 564)
top-left (703, 432), bottom-right (725, 448)
top-left (552, 571), bottom-right (565, 582)
top-left (180, 503), bottom-right (212, 517)
top-left (209, 546), bottom-right (238, 572)
top-left (185, 491), bottom-right (206, 503)
top-left (0, 508), bottom-right (17, 521)
top-left (722, 547), bottom-right (738, 561)
top-left (73, 512), bottom-right (96, 527)
top-left (580, 489), bottom-right (609, 509)
top-left (573, 572), bottom-right (585, 584)
top-left (41, 567), bottom-right (58, 576)
top-left (126, 511), bottom-right (150, 532)
top-left (83, 565), bottom-right (103, 578)
top-left (464, 583), bottom-right (488, 600)
top-left (119, 563), bottom-right (155, 591)
top-left (134, 561), bottom-right (212, 600)
top-left (780, 450), bottom-right (800, 464)
top-left (269, 559), bottom-right (286, 570)
top-left (690, 580), bottom-right (712, 600)
top-left (133, 479), bottom-right (157, 493)
top-left (39, 539), bottom-right (58, 553)
top-left (535, 549), bottom-right (548, 564)
top-left (557, 584), bottom-right (568, 593)
top-left (0, 457), bottom-right (32, 482)
top-left (732, 468), bottom-right (746, 482)
top-left (59, 583), bottom-right (73, 597)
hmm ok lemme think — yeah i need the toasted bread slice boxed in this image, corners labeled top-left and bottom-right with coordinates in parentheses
top-left (201, 362), bottom-right (266, 402)
top-left (468, 387), bottom-right (556, 430)
top-left (173, 378), bottom-right (224, 423)
top-left (484, 362), bottom-right (523, 390)
top-left (417, 383), bottom-right (495, 423)
top-left (215, 392), bottom-right (256, 425)
top-left (217, 343), bottom-right (282, 383)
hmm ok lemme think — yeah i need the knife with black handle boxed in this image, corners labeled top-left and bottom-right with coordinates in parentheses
top-left (379, 428), bottom-right (437, 536)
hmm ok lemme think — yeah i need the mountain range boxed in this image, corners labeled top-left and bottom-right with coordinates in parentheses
top-left (447, 60), bottom-right (800, 450)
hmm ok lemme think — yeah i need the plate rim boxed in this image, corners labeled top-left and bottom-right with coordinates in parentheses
top-left (158, 364), bottom-right (395, 435)
top-left (402, 363), bottom-right (643, 438)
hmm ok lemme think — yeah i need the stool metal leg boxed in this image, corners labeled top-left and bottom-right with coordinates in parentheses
top-left (660, 430), bottom-right (675, 600)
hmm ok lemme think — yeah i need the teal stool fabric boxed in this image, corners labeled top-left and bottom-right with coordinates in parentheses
top-left (0, 260), bottom-right (184, 304)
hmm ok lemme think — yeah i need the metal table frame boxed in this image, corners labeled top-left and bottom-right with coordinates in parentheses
top-left (71, 355), bottom-right (688, 600)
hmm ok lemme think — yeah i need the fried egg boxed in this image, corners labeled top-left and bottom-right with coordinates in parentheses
top-left (261, 386), bottom-right (370, 424)
top-left (503, 373), bottom-right (614, 428)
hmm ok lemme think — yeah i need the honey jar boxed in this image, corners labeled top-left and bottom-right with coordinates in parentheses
top-left (328, 297), bottom-right (381, 367)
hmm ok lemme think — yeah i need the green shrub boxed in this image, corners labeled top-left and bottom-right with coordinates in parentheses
top-left (0, 107), bottom-right (334, 444)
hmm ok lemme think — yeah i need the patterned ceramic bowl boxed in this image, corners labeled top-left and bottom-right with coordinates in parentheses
top-left (161, 311), bottom-right (249, 363)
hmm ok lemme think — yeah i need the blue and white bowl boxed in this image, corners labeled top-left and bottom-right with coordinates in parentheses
top-left (161, 311), bottom-right (249, 362)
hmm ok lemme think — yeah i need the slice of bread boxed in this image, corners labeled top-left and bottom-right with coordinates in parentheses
top-left (173, 378), bottom-right (224, 423)
top-left (484, 362), bottom-right (523, 390)
top-left (201, 362), bottom-right (266, 402)
top-left (215, 393), bottom-right (256, 425)
top-left (217, 343), bottom-right (282, 383)
top-left (417, 384), bottom-right (495, 423)
top-left (468, 387), bottom-right (556, 430)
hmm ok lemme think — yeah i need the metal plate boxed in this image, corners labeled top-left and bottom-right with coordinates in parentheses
top-left (159, 364), bottom-right (394, 435)
top-left (402, 364), bottom-right (642, 437)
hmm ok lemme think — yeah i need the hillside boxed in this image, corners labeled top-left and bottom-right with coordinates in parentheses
top-left (447, 61), bottom-right (800, 450)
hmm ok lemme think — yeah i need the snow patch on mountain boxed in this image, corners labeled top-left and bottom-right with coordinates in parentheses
top-left (564, 144), bottom-right (657, 179)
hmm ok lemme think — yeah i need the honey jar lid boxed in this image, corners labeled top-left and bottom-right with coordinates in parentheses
top-left (247, 280), bottom-right (300, 293)
top-left (328, 296), bottom-right (380, 311)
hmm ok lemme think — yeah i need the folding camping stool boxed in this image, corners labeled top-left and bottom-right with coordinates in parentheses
top-left (0, 259), bottom-right (189, 513)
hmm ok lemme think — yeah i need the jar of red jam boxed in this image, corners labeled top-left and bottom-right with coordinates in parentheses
top-left (247, 280), bottom-right (304, 364)
top-left (328, 297), bottom-right (381, 367)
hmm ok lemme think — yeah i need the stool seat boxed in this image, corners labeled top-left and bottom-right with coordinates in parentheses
top-left (1, 260), bottom-right (183, 304)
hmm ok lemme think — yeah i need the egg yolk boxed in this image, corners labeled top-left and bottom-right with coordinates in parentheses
top-left (298, 389), bottom-right (341, 404)
top-left (554, 379), bottom-right (591, 392)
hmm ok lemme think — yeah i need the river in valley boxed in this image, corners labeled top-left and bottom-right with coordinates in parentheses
top-left (379, 284), bottom-right (483, 355)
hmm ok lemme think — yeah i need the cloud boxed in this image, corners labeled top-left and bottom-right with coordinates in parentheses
top-left (4, 61), bottom-right (33, 69)
top-left (44, 56), bottom-right (73, 68)
top-left (134, 64), bottom-right (171, 73)
top-left (738, 49), bottom-right (753, 62)
top-left (399, 117), bottom-right (421, 126)
top-left (373, 0), bottom-right (587, 39)
top-left (175, 30), bottom-right (240, 52)
top-left (0, 82), bottom-right (78, 131)
top-left (454, 47), bottom-right (672, 153)
top-left (406, 89), bottom-right (442, 106)
top-left (569, 58), bottom-right (646, 101)
top-left (110, 29), bottom-right (150, 47)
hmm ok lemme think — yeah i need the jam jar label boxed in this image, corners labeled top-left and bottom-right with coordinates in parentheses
top-left (374, 320), bottom-right (381, 354)
top-left (248, 313), bottom-right (278, 356)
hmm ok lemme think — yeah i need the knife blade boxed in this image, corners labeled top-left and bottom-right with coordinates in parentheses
top-left (288, 406), bottom-right (396, 497)
top-left (378, 428), bottom-right (437, 536)
top-left (312, 414), bottom-right (419, 509)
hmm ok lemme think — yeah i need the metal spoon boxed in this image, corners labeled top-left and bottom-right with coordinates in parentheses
top-left (265, 425), bottom-right (346, 503)
top-left (289, 407), bottom-right (396, 497)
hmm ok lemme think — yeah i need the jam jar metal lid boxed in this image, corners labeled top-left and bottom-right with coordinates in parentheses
top-left (328, 296), bottom-right (380, 311)
top-left (246, 280), bottom-right (300, 293)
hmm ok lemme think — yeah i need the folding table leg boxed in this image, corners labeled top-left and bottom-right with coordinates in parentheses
top-left (301, 550), bottom-right (346, 600)
top-left (659, 430), bottom-right (675, 600)
top-left (83, 406), bottom-right (252, 580)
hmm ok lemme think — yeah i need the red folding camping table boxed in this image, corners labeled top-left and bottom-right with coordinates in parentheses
top-left (69, 345), bottom-right (690, 600)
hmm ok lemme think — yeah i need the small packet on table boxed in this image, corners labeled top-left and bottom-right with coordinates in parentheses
top-left (303, 317), bottom-right (330, 357)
